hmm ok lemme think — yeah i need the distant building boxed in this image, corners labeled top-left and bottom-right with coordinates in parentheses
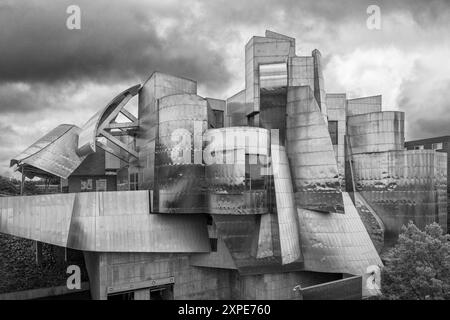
top-left (405, 136), bottom-right (450, 233)
top-left (0, 30), bottom-right (446, 300)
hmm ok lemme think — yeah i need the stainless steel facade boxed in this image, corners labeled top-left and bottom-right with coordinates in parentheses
top-left (0, 191), bottom-right (210, 252)
top-left (3, 30), bottom-right (447, 299)
top-left (154, 93), bottom-right (209, 213)
top-left (352, 150), bottom-right (448, 245)
top-left (204, 127), bottom-right (271, 215)
top-left (11, 124), bottom-right (87, 179)
top-left (286, 86), bottom-right (344, 213)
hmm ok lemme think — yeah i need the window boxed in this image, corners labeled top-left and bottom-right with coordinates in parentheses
top-left (432, 142), bottom-right (443, 150)
top-left (107, 291), bottom-right (135, 300)
top-left (129, 172), bottom-right (139, 190)
top-left (213, 110), bottom-right (224, 128)
top-left (210, 238), bottom-right (218, 252)
top-left (328, 121), bottom-right (338, 145)
top-left (414, 145), bottom-right (424, 150)
top-left (150, 285), bottom-right (174, 300)
top-left (96, 179), bottom-right (107, 191)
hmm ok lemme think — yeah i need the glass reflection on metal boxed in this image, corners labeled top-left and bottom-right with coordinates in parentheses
top-left (204, 127), bottom-right (270, 214)
top-left (154, 93), bottom-right (209, 213)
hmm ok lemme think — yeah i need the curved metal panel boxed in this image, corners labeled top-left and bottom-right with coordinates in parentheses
top-left (77, 84), bottom-right (140, 156)
top-left (10, 124), bottom-right (87, 179)
top-left (271, 144), bottom-right (302, 264)
top-left (138, 72), bottom-right (197, 190)
top-left (0, 191), bottom-right (210, 253)
top-left (347, 111), bottom-right (404, 154)
top-left (154, 93), bottom-right (209, 213)
top-left (286, 86), bottom-right (344, 213)
top-left (352, 149), bottom-right (447, 246)
top-left (297, 192), bottom-right (382, 275)
top-left (204, 127), bottom-right (270, 214)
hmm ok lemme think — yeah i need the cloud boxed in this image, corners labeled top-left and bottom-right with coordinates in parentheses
top-left (0, 0), bottom-right (449, 177)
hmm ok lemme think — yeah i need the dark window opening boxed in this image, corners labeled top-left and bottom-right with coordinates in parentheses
top-left (210, 238), bottom-right (218, 252)
top-left (213, 110), bottom-right (224, 128)
top-left (107, 291), bottom-right (135, 300)
top-left (328, 121), bottom-right (338, 145)
top-left (150, 285), bottom-right (174, 300)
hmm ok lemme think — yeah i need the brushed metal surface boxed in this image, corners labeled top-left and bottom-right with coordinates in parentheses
top-left (0, 191), bottom-right (210, 253)
top-left (352, 149), bottom-right (448, 245)
top-left (205, 127), bottom-right (271, 214)
top-left (11, 124), bottom-right (87, 179)
top-left (271, 144), bottom-right (302, 264)
top-left (286, 86), bottom-right (344, 213)
top-left (347, 111), bottom-right (405, 154)
top-left (154, 93), bottom-right (209, 213)
top-left (297, 192), bottom-right (382, 275)
top-left (137, 72), bottom-right (198, 190)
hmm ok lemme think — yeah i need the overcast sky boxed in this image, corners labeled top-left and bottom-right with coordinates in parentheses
top-left (0, 0), bottom-right (449, 177)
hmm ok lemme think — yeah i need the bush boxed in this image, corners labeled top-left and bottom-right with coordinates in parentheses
top-left (381, 221), bottom-right (450, 300)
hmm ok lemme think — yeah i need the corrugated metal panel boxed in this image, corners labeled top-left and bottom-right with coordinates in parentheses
top-left (0, 191), bottom-right (210, 253)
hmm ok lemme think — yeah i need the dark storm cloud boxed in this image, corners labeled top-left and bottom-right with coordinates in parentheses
top-left (0, 0), bottom-right (232, 90)
top-left (0, 0), bottom-right (449, 176)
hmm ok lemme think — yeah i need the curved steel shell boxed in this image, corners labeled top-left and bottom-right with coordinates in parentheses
top-left (77, 84), bottom-right (140, 156)
top-left (154, 94), bottom-right (209, 213)
top-left (0, 191), bottom-right (210, 253)
top-left (352, 150), bottom-right (447, 245)
top-left (10, 124), bottom-right (87, 179)
top-left (286, 86), bottom-right (344, 213)
top-left (204, 127), bottom-right (271, 214)
top-left (347, 111), bottom-right (404, 154)
top-left (297, 192), bottom-right (382, 275)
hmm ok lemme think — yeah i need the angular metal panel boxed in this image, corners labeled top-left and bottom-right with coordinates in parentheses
top-left (297, 192), bottom-right (382, 275)
top-left (312, 49), bottom-right (327, 117)
top-left (0, 191), bottom-right (210, 253)
top-left (347, 111), bottom-right (405, 154)
top-left (346, 95), bottom-right (382, 116)
top-left (286, 86), bottom-right (344, 213)
top-left (271, 144), bottom-right (302, 264)
top-left (256, 213), bottom-right (274, 258)
top-left (10, 124), bottom-right (87, 179)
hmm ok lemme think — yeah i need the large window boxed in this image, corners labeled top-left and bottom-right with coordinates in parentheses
top-left (328, 121), bottom-right (338, 145)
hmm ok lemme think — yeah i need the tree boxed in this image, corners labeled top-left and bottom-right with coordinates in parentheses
top-left (381, 221), bottom-right (450, 300)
